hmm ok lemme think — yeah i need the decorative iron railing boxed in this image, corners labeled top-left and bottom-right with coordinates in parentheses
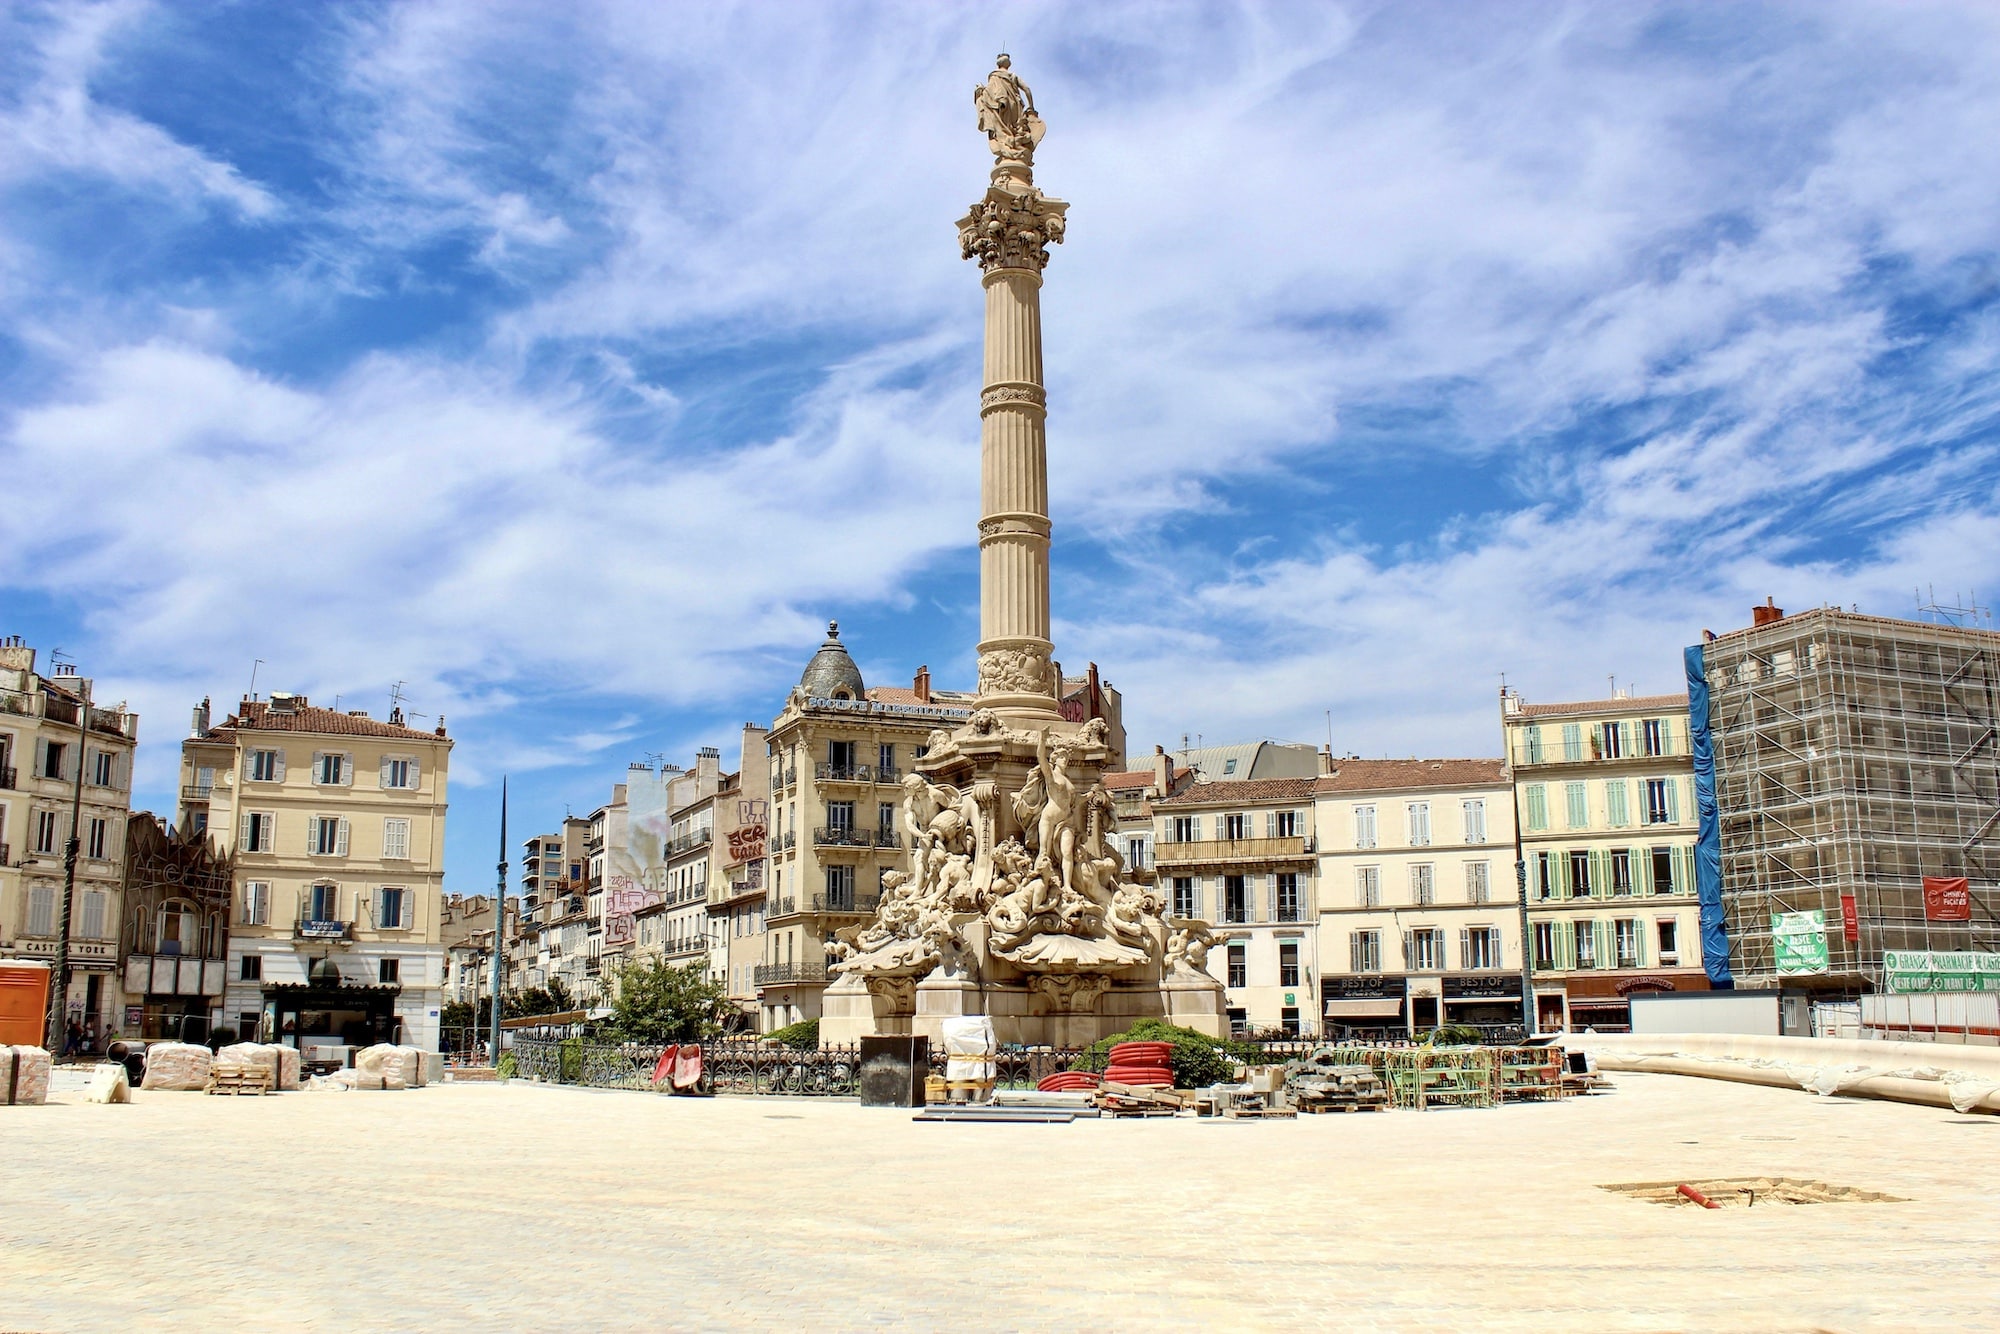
top-left (506, 1037), bottom-right (1087, 1097)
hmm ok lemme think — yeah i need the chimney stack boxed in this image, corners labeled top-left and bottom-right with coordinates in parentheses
top-left (1752, 596), bottom-right (1785, 627)
top-left (913, 665), bottom-right (931, 704)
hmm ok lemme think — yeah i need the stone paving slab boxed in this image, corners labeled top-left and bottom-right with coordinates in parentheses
top-left (3, 1072), bottom-right (1996, 1330)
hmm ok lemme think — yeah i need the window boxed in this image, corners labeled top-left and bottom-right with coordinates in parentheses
top-left (1611, 849), bottom-right (1633, 896)
top-left (1561, 723), bottom-right (1584, 762)
top-left (1407, 928), bottom-right (1442, 972)
top-left (1651, 846), bottom-right (1676, 894)
top-left (1574, 922), bottom-right (1598, 969)
top-left (1410, 863), bottom-right (1435, 906)
top-left (1523, 726), bottom-right (1544, 764)
top-left (1466, 861), bottom-right (1490, 904)
top-left (34, 809), bottom-right (60, 854)
top-left (1171, 816), bottom-right (1195, 843)
top-left (1524, 785), bottom-right (1548, 831)
top-left (1605, 780), bottom-right (1630, 827)
top-left (828, 739), bottom-right (855, 770)
top-left (1223, 813), bottom-right (1247, 840)
top-left (1462, 800), bottom-right (1486, 844)
top-left (41, 741), bottom-right (66, 780)
top-left (80, 889), bottom-right (105, 939)
top-left (1614, 918), bottom-right (1640, 968)
top-left (825, 863), bottom-right (855, 905)
top-left (1645, 778), bottom-right (1676, 825)
top-left (307, 883), bottom-right (340, 922)
top-left (241, 811), bottom-right (277, 853)
top-left (1642, 718), bottom-right (1668, 757)
top-left (1353, 805), bottom-right (1377, 849)
top-left (878, 803), bottom-right (897, 837)
top-left (240, 955), bottom-right (262, 981)
top-left (1280, 1007), bottom-right (1300, 1037)
top-left (316, 753), bottom-right (348, 786)
top-left (1657, 918), bottom-right (1680, 964)
top-left (378, 887), bottom-right (406, 930)
top-left (1568, 850), bottom-right (1591, 898)
top-left (249, 749), bottom-right (283, 782)
top-left (382, 757), bottom-right (415, 789)
top-left (1222, 758), bottom-right (1238, 775)
top-left (27, 885), bottom-right (55, 936)
top-left (1533, 921), bottom-right (1556, 970)
top-left (826, 801), bottom-right (854, 833)
top-left (90, 750), bottom-right (115, 786)
top-left (243, 882), bottom-right (270, 926)
top-left (1462, 926), bottom-right (1500, 970)
top-left (1126, 837), bottom-right (1147, 871)
top-left (87, 817), bottom-right (108, 860)
top-left (156, 902), bottom-right (196, 955)
top-left (1172, 877), bottom-right (1196, 919)
top-left (383, 818), bottom-right (411, 860)
top-left (1536, 851), bottom-right (1559, 900)
top-left (1356, 866), bottom-right (1380, 908)
top-left (1565, 782), bottom-right (1588, 829)
top-left (1275, 873), bottom-right (1300, 922)
top-left (1600, 722), bottom-right (1624, 759)
top-left (879, 743), bottom-right (895, 772)
top-left (190, 811), bottom-right (208, 835)
top-left (1223, 875), bottom-right (1249, 924)
top-left (380, 958), bottom-right (401, 984)
top-left (312, 816), bottom-right (348, 857)
top-left (1279, 941), bottom-right (1300, 987)
top-left (1407, 802), bottom-right (1431, 847)
top-left (1226, 943), bottom-right (1247, 989)
top-left (1350, 929), bottom-right (1381, 974)
top-left (1274, 810), bottom-right (1300, 838)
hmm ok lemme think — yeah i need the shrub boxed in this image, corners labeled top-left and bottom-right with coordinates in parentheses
top-left (1068, 1018), bottom-right (1258, 1089)
top-left (496, 1052), bottom-right (518, 1080)
top-left (1422, 1024), bottom-right (1485, 1047)
top-left (762, 1018), bottom-right (820, 1050)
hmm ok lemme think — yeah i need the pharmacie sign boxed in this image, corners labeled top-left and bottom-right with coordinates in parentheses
top-left (1883, 950), bottom-right (2000, 994)
top-left (1771, 910), bottom-right (1829, 975)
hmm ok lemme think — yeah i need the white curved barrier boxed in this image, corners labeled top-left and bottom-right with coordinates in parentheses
top-left (1564, 1031), bottom-right (2000, 1114)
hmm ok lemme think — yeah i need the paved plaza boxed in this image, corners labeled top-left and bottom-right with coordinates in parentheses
top-left (4, 1070), bottom-right (1996, 1330)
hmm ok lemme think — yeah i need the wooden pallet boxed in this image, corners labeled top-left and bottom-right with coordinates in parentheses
top-left (206, 1065), bottom-right (275, 1096)
top-left (1223, 1104), bottom-right (1298, 1120)
top-left (1298, 1099), bottom-right (1388, 1114)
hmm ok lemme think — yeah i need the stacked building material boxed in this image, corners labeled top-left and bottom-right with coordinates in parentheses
top-left (1, 1045), bottom-right (52, 1105)
top-left (1494, 1046), bottom-right (1565, 1102)
top-left (1383, 1047), bottom-right (1498, 1111)
top-left (941, 1017), bottom-right (997, 1103)
top-left (139, 1042), bottom-right (213, 1091)
top-left (1038, 1070), bottom-right (1101, 1092)
top-left (217, 1043), bottom-right (301, 1091)
top-left (1102, 1041), bottom-right (1173, 1088)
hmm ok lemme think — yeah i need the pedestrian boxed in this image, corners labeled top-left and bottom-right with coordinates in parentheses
top-left (63, 1018), bottom-right (83, 1059)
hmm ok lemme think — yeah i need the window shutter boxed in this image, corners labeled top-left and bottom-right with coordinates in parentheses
top-left (312, 751), bottom-right (325, 782)
top-left (335, 818), bottom-right (350, 857)
top-left (1667, 779), bottom-right (1682, 824)
top-left (239, 812), bottom-right (253, 850)
top-left (273, 751), bottom-right (287, 782)
top-left (1662, 720), bottom-right (1675, 756)
top-left (1632, 921), bottom-right (1646, 967)
top-left (408, 758), bottom-right (419, 788)
top-left (1554, 921), bottom-right (1571, 969)
top-left (1402, 930), bottom-right (1414, 968)
top-left (1263, 875), bottom-right (1276, 921)
top-left (1620, 721), bottom-right (1634, 757)
top-left (1190, 816), bottom-right (1202, 841)
top-left (1459, 928), bottom-right (1471, 968)
top-left (379, 756), bottom-right (392, 789)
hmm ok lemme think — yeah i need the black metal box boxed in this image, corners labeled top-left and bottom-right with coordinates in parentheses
top-left (858, 1034), bottom-right (929, 1107)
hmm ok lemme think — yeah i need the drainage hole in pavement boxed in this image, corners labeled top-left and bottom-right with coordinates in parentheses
top-left (1601, 1177), bottom-right (1906, 1208)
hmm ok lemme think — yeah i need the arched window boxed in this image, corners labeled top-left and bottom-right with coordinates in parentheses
top-left (156, 898), bottom-right (198, 955)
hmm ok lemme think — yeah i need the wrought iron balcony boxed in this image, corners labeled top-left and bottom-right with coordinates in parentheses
top-left (1220, 904), bottom-right (1252, 925)
top-left (766, 896), bottom-right (797, 918)
top-left (181, 783), bottom-right (213, 801)
top-left (876, 766), bottom-right (901, 785)
top-left (809, 893), bottom-right (882, 916)
top-left (668, 827), bottom-right (714, 855)
top-left (0, 765), bottom-right (16, 789)
top-left (753, 961), bottom-right (828, 986)
top-left (814, 763), bottom-right (875, 784)
top-left (813, 826), bottom-right (879, 848)
top-left (0, 843), bottom-right (9, 867)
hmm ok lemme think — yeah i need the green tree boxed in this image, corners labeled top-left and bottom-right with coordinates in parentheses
top-left (606, 958), bottom-right (730, 1044)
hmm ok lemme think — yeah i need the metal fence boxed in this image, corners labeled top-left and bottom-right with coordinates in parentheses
top-left (508, 1037), bottom-right (1088, 1097)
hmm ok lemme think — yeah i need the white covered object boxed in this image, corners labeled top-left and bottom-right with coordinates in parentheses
top-left (217, 1043), bottom-right (300, 1091)
top-left (356, 1043), bottom-right (417, 1090)
top-left (395, 1046), bottom-right (427, 1087)
top-left (139, 1042), bottom-right (213, 1091)
top-left (941, 1016), bottom-right (996, 1057)
top-left (86, 1062), bottom-right (131, 1104)
top-left (2, 1046), bottom-right (52, 1105)
top-left (946, 1058), bottom-right (996, 1081)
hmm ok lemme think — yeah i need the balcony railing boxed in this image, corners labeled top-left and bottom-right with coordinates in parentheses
top-left (1276, 906), bottom-right (1305, 923)
top-left (753, 961), bottom-right (828, 986)
top-left (814, 826), bottom-right (870, 848)
top-left (810, 893), bottom-right (881, 916)
top-left (766, 896), bottom-right (796, 918)
top-left (1220, 904), bottom-right (1252, 925)
top-left (668, 828), bottom-right (714, 855)
top-left (1154, 836), bottom-right (1316, 865)
top-left (773, 830), bottom-right (796, 852)
top-left (877, 766), bottom-right (901, 785)
top-left (0, 843), bottom-right (9, 867)
top-left (815, 763), bottom-right (875, 784)
top-left (583, 956), bottom-right (602, 976)
top-left (0, 766), bottom-right (15, 789)
top-left (181, 783), bottom-right (213, 801)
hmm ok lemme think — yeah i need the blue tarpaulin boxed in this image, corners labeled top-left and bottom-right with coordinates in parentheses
top-left (1684, 644), bottom-right (1734, 987)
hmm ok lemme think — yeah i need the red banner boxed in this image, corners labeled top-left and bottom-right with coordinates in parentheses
top-left (1923, 877), bottom-right (1971, 922)
top-left (1840, 894), bottom-right (1859, 942)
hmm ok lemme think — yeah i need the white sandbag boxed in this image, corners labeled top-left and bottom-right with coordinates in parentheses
top-left (2, 1046), bottom-right (53, 1106)
top-left (941, 1015), bottom-right (996, 1058)
top-left (395, 1046), bottom-right (427, 1087)
top-left (945, 1057), bottom-right (996, 1081)
top-left (86, 1062), bottom-right (131, 1104)
top-left (217, 1042), bottom-right (301, 1091)
top-left (139, 1042), bottom-right (213, 1092)
top-left (306, 1070), bottom-right (354, 1092)
top-left (356, 1043), bottom-right (415, 1090)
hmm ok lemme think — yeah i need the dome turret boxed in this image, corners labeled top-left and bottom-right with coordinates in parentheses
top-left (799, 620), bottom-right (865, 701)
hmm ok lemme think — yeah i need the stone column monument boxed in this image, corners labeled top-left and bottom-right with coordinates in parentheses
top-left (818, 57), bottom-right (1226, 1048)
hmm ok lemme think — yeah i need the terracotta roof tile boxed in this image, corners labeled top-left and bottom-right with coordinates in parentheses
top-left (1515, 694), bottom-right (1686, 719)
top-left (1101, 770), bottom-right (1154, 790)
top-left (1314, 759), bottom-right (1507, 794)
top-left (1155, 776), bottom-right (1320, 807)
top-left (209, 699), bottom-right (447, 742)
top-left (866, 686), bottom-right (923, 705)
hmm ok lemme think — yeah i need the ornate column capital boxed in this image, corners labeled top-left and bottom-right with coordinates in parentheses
top-left (958, 186), bottom-right (1068, 274)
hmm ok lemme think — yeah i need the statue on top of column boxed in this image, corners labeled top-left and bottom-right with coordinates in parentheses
top-left (975, 53), bottom-right (1045, 172)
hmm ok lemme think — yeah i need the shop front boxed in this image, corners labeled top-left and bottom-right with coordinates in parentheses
top-left (1560, 972), bottom-right (1710, 1032)
top-left (265, 959), bottom-right (403, 1058)
top-left (1442, 973), bottom-right (1526, 1034)
top-left (1322, 975), bottom-right (1406, 1039)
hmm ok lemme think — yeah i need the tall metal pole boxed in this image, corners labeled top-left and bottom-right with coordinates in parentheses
top-left (46, 677), bottom-right (91, 1053)
top-left (488, 777), bottom-right (507, 1062)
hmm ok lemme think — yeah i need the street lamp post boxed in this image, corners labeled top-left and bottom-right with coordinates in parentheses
top-left (45, 677), bottom-right (92, 1054)
top-left (487, 778), bottom-right (507, 1065)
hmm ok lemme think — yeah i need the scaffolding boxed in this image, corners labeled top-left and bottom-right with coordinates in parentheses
top-left (1703, 608), bottom-right (2000, 989)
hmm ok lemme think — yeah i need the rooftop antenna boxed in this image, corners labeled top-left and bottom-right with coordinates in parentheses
top-left (247, 658), bottom-right (264, 701)
top-left (1325, 709), bottom-right (1333, 751)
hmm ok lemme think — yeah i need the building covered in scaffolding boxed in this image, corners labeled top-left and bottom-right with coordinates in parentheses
top-left (1695, 602), bottom-right (2000, 992)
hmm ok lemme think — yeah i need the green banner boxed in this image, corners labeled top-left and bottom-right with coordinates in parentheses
top-left (1771, 910), bottom-right (1829, 975)
top-left (1883, 950), bottom-right (2000, 994)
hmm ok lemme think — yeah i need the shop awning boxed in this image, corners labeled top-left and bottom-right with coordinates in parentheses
top-left (1323, 998), bottom-right (1403, 1018)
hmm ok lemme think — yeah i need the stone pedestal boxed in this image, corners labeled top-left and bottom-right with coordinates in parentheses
top-left (1160, 970), bottom-right (1229, 1039)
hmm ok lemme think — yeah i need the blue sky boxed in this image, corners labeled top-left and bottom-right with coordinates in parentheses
top-left (4, 1), bottom-right (1998, 887)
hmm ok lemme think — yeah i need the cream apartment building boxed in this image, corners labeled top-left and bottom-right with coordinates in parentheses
top-left (1503, 688), bottom-right (1706, 1032)
top-left (181, 692), bottom-right (452, 1051)
top-left (758, 624), bottom-right (974, 1030)
top-left (0, 640), bottom-right (139, 1044)
top-left (1314, 759), bottom-right (1521, 1038)
top-left (1153, 776), bottom-right (1320, 1037)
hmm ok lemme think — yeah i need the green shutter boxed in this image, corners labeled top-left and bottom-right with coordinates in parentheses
top-left (1631, 919), bottom-right (1646, 968)
top-left (1555, 920), bottom-right (1574, 969)
top-left (1667, 778), bottom-right (1682, 825)
top-left (1619, 721), bottom-right (1634, 758)
top-left (1591, 848), bottom-right (1610, 899)
top-left (1662, 718), bottom-right (1676, 756)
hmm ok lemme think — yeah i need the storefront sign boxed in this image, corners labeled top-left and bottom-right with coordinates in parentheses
top-left (298, 920), bottom-right (348, 940)
top-left (1840, 894), bottom-right (1859, 942)
top-left (1771, 911), bottom-right (1829, 975)
top-left (1443, 974), bottom-right (1518, 999)
top-left (1923, 877), bottom-right (1972, 922)
top-left (1883, 950), bottom-right (2000, 994)
top-left (1325, 975), bottom-right (1402, 1000)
